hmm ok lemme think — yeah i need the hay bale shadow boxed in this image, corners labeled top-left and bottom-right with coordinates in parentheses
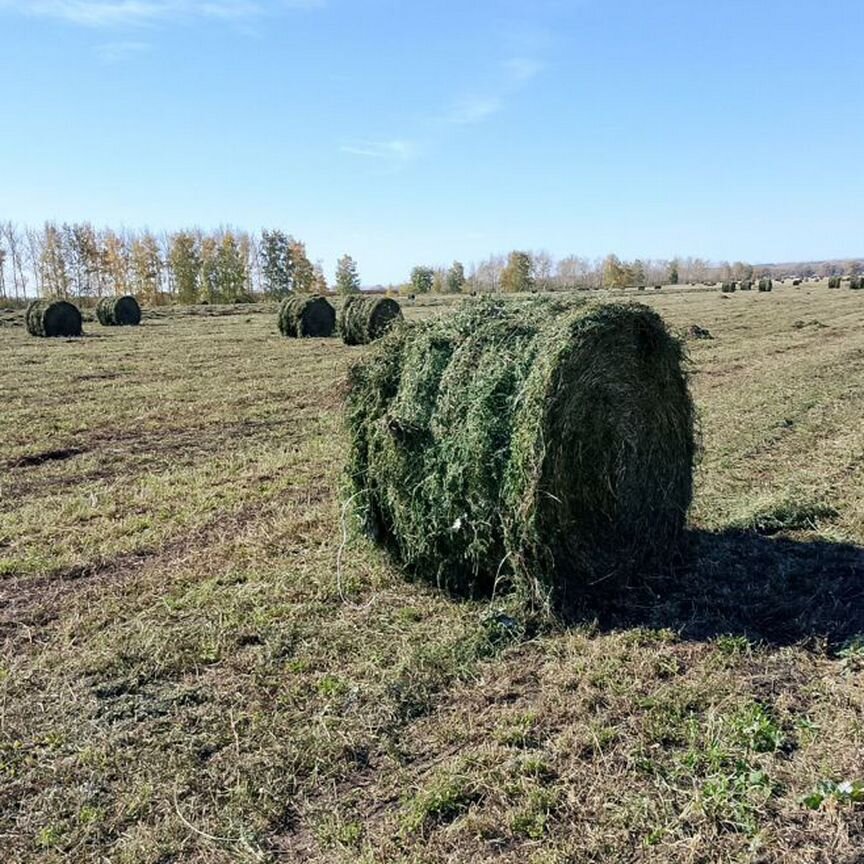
top-left (584, 529), bottom-right (864, 647)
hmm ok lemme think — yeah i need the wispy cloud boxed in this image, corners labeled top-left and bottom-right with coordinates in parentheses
top-left (505, 56), bottom-right (544, 83)
top-left (95, 39), bottom-right (150, 61)
top-left (0, 0), bottom-right (322, 28)
top-left (340, 139), bottom-right (417, 162)
top-left (445, 96), bottom-right (504, 126)
top-left (341, 47), bottom-right (545, 166)
top-left (442, 56), bottom-right (543, 126)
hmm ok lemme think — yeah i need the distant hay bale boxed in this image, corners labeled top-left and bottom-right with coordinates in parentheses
top-left (739, 280), bottom-right (752, 291)
top-left (792, 278), bottom-right (802, 286)
top-left (340, 296), bottom-right (403, 345)
top-left (278, 295), bottom-right (336, 338)
top-left (25, 299), bottom-right (82, 338)
top-left (653, 284), bottom-right (662, 290)
top-left (758, 278), bottom-right (773, 292)
top-left (849, 276), bottom-right (862, 290)
top-left (721, 281), bottom-right (737, 292)
top-left (828, 276), bottom-right (841, 289)
top-left (96, 295), bottom-right (141, 327)
top-left (637, 285), bottom-right (646, 291)
top-left (345, 298), bottom-right (694, 607)
top-left (686, 324), bottom-right (713, 340)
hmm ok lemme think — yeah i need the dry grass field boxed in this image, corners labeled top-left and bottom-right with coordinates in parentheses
top-left (2, 285), bottom-right (864, 863)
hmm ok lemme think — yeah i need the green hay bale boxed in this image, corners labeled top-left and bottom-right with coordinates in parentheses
top-left (96, 295), bottom-right (141, 326)
top-left (758, 278), bottom-right (773, 292)
top-left (345, 298), bottom-right (694, 608)
top-left (828, 276), bottom-right (841, 289)
top-left (278, 295), bottom-right (336, 338)
top-left (739, 280), bottom-right (752, 291)
top-left (340, 296), bottom-right (403, 345)
top-left (849, 276), bottom-right (862, 290)
top-left (721, 281), bottom-right (737, 293)
top-left (25, 299), bottom-right (82, 338)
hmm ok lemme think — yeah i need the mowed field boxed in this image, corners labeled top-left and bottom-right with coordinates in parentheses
top-left (2, 286), bottom-right (864, 863)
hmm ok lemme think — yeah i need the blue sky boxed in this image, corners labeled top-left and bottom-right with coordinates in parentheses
top-left (1, 0), bottom-right (862, 284)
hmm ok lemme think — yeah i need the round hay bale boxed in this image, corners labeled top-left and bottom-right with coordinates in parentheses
top-left (25, 299), bottom-right (82, 338)
top-left (340, 296), bottom-right (403, 345)
top-left (758, 278), bottom-right (773, 292)
top-left (721, 281), bottom-right (737, 293)
top-left (278, 295), bottom-right (336, 338)
top-left (686, 324), bottom-right (713, 340)
top-left (739, 280), bottom-right (752, 291)
top-left (849, 276), bottom-right (862, 290)
top-left (345, 298), bottom-right (694, 607)
top-left (96, 295), bottom-right (141, 326)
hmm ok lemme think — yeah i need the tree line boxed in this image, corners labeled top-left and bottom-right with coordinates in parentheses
top-left (402, 252), bottom-right (800, 294)
top-left (0, 221), bottom-right (363, 302)
top-left (3, 221), bottom-right (859, 303)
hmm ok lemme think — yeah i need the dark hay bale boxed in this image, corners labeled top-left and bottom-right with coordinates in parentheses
top-left (653, 284), bottom-right (662, 290)
top-left (345, 298), bottom-right (694, 609)
top-left (340, 296), bottom-right (403, 345)
top-left (849, 276), bottom-right (862, 290)
top-left (686, 324), bottom-right (713, 340)
top-left (758, 278), bottom-right (773, 292)
top-left (278, 295), bottom-right (336, 338)
top-left (96, 295), bottom-right (141, 326)
top-left (25, 299), bottom-right (83, 338)
top-left (792, 278), bottom-right (802, 286)
top-left (828, 276), bottom-right (841, 289)
top-left (721, 281), bottom-right (737, 293)
top-left (739, 280), bottom-right (752, 291)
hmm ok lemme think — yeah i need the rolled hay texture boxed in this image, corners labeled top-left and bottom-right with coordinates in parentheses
top-left (758, 278), bottom-right (773, 292)
top-left (96, 295), bottom-right (141, 326)
top-left (849, 276), bottom-right (862, 290)
top-left (721, 281), bottom-right (737, 292)
top-left (25, 299), bottom-right (83, 337)
top-left (278, 295), bottom-right (336, 338)
top-left (345, 298), bottom-right (694, 607)
top-left (739, 280), bottom-right (753, 291)
top-left (340, 296), bottom-right (403, 345)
